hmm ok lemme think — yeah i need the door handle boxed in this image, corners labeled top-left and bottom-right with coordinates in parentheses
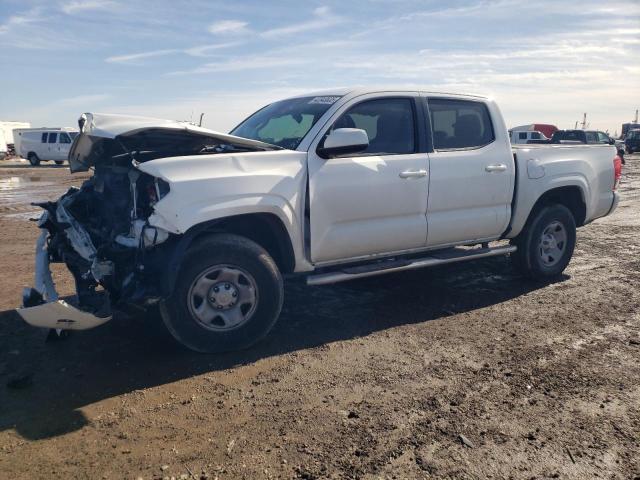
top-left (485, 164), bottom-right (507, 172)
top-left (399, 169), bottom-right (428, 179)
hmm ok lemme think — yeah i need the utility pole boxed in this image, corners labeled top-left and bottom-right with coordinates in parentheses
top-left (199, 113), bottom-right (205, 127)
top-left (581, 113), bottom-right (587, 130)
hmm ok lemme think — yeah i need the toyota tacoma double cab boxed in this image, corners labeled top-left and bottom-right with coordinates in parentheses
top-left (17, 89), bottom-right (621, 352)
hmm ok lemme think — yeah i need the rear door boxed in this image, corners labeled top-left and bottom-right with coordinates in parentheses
top-left (424, 97), bottom-right (513, 247)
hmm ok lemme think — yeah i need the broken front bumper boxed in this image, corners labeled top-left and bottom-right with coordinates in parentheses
top-left (16, 228), bottom-right (112, 331)
top-left (17, 298), bottom-right (111, 330)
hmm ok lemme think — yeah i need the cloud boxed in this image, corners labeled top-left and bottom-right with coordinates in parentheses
top-left (106, 49), bottom-right (180, 64)
top-left (0, 9), bottom-right (41, 35)
top-left (60, 1), bottom-right (118, 15)
top-left (167, 56), bottom-right (307, 76)
top-left (54, 93), bottom-right (112, 107)
top-left (208, 20), bottom-right (249, 35)
top-left (106, 42), bottom-right (241, 64)
top-left (261, 6), bottom-right (341, 38)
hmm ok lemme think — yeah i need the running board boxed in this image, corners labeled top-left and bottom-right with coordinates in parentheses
top-left (306, 245), bottom-right (517, 286)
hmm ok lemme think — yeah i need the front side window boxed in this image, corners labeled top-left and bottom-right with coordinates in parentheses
top-left (48, 133), bottom-right (57, 143)
top-left (428, 99), bottom-right (495, 150)
top-left (585, 132), bottom-right (598, 143)
top-left (59, 133), bottom-right (71, 144)
top-left (532, 132), bottom-right (541, 139)
top-left (597, 132), bottom-right (609, 143)
top-left (328, 98), bottom-right (416, 155)
top-left (231, 95), bottom-right (341, 150)
top-left (41, 133), bottom-right (48, 143)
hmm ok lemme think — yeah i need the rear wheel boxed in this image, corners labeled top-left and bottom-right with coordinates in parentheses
top-left (511, 204), bottom-right (576, 280)
top-left (27, 153), bottom-right (40, 166)
top-left (54, 160), bottom-right (64, 165)
top-left (160, 234), bottom-right (284, 353)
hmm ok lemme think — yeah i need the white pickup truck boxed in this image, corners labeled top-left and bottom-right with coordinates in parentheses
top-left (17, 89), bottom-right (620, 352)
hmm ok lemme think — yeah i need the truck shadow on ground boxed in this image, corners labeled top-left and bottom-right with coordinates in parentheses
top-left (0, 256), bottom-right (566, 440)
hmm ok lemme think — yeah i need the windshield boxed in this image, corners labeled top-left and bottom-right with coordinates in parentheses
top-left (629, 130), bottom-right (640, 139)
top-left (231, 95), bottom-right (341, 149)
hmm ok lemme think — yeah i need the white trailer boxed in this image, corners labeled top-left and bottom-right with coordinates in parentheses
top-left (0, 121), bottom-right (31, 156)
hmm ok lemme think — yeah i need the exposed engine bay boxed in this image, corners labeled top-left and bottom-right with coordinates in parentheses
top-left (19, 113), bottom-right (279, 329)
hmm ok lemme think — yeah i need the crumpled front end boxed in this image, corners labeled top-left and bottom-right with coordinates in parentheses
top-left (16, 112), bottom-right (278, 331)
top-left (17, 165), bottom-right (173, 329)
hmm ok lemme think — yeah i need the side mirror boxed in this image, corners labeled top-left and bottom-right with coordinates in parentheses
top-left (608, 138), bottom-right (615, 145)
top-left (318, 128), bottom-right (369, 158)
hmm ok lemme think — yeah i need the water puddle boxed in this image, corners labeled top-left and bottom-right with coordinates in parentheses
top-left (0, 176), bottom-right (63, 219)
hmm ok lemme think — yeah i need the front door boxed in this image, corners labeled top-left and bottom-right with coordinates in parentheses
top-left (57, 132), bottom-right (73, 161)
top-left (425, 97), bottom-right (513, 247)
top-left (308, 95), bottom-right (429, 264)
top-left (47, 132), bottom-right (58, 160)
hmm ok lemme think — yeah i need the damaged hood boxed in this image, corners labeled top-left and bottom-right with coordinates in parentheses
top-left (68, 112), bottom-right (280, 172)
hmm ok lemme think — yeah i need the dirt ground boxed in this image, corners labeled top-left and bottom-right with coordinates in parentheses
top-left (0, 155), bottom-right (638, 480)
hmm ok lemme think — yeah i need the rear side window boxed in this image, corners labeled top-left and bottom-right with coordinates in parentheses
top-left (518, 132), bottom-right (527, 140)
top-left (330, 98), bottom-right (416, 155)
top-left (48, 133), bottom-right (57, 143)
top-left (428, 99), bottom-right (495, 150)
top-left (41, 133), bottom-right (48, 143)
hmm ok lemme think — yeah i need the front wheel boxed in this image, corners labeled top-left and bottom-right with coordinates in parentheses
top-left (27, 153), bottom-right (40, 166)
top-left (160, 234), bottom-right (284, 353)
top-left (510, 204), bottom-right (576, 280)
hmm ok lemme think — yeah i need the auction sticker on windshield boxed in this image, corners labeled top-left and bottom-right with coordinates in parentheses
top-left (308, 96), bottom-right (341, 105)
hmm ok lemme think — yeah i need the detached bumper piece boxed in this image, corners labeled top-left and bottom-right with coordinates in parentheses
top-left (17, 288), bottom-right (111, 330)
top-left (15, 227), bottom-right (112, 332)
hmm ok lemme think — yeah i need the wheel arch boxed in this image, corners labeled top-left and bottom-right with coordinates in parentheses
top-left (192, 213), bottom-right (296, 274)
top-left (528, 185), bottom-right (587, 228)
top-left (160, 212), bottom-right (296, 298)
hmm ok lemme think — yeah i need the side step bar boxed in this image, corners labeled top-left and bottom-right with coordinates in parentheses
top-left (306, 245), bottom-right (517, 286)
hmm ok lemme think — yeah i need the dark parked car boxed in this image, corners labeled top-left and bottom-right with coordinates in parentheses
top-left (550, 130), bottom-right (616, 145)
top-left (625, 129), bottom-right (640, 154)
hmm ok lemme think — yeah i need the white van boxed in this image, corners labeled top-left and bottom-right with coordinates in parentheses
top-left (509, 130), bottom-right (549, 144)
top-left (14, 128), bottom-right (79, 165)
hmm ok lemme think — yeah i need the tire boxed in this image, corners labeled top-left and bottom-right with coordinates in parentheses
top-left (160, 233), bottom-right (284, 353)
top-left (27, 153), bottom-right (40, 166)
top-left (510, 204), bottom-right (576, 280)
top-left (55, 160), bottom-right (64, 165)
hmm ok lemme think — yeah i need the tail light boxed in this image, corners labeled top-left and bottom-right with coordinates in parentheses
top-left (613, 155), bottom-right (622, 190)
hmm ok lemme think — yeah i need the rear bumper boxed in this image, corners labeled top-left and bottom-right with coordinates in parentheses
top-left (607, 192), bottom-right (620, 216)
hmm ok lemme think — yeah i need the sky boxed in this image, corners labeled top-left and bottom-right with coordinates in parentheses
top-left (0, 0), bottom-right (639, 136)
